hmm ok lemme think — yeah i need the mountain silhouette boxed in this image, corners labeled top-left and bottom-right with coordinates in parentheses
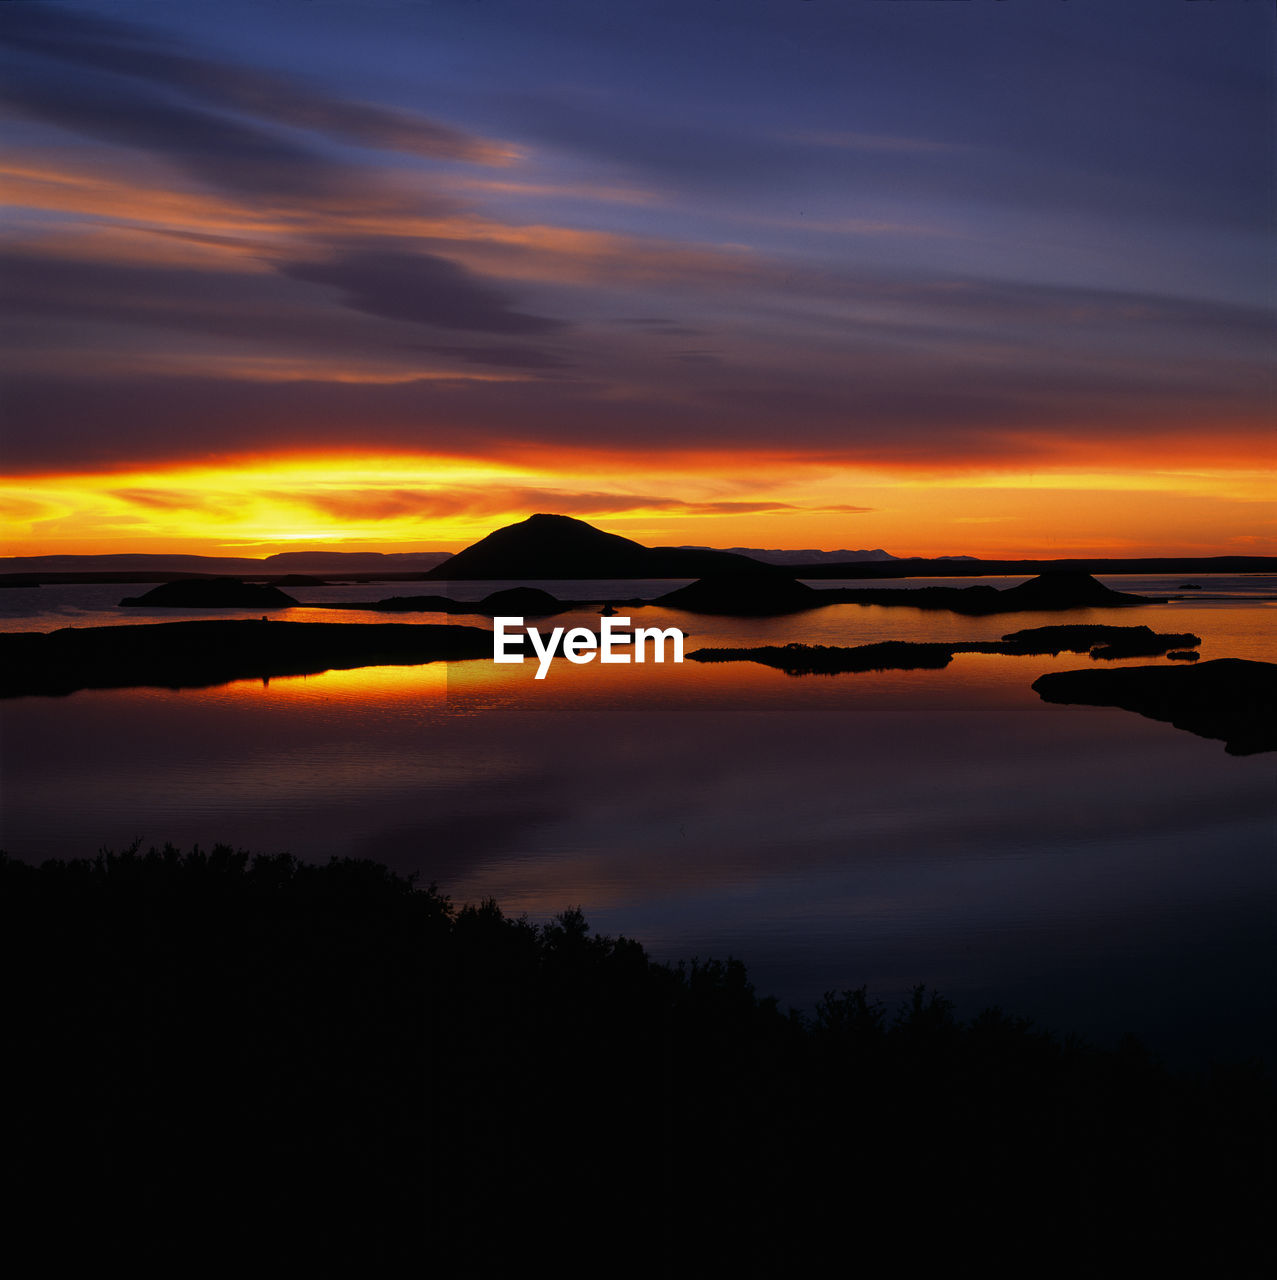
top-left (423, 513), bottom-right (767, 579)
top-left (656, 573), bottom-right (823, 615)
top-left (995, 571), bottom-right (1149, 610)
top-left (120, 579), bottom-right (298, 608)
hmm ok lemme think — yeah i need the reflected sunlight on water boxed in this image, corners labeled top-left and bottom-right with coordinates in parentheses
top-left (1, 579), bottom-right (1273, 1066)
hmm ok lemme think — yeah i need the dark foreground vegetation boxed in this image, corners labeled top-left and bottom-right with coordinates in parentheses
top-left (4, 848), bottom-right (1271, 1271)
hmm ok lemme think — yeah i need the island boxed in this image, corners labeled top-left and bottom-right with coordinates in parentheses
top-left (421, 512), bottom-right (766, 579)
top-left (0, 619), bottom-right (493, 698)
top-left (330, 571), bottom-right (1172, 621)
top-left (5, 619), bottom-right (1211, 698)
top-left (1031, 658), bottom-right (1277, 755)
top-left (120, 579), bottom-right (299, 608)
top-left (654, 573), bottom-right (825, 616)
top-left (659, 570), bottom-right (1163, 617)
top-left (323, 586), bottom-right (575, 616)
top-left (688, 625), bottom-right (1203, 675)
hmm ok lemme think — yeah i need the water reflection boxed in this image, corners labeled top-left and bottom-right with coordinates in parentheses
top-left (2, 622), bottom-right (1273, 1066)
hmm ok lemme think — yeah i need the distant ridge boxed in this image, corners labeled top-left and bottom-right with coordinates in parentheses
top-left (0, 550), bottom-right (452, 577)
top-left (3, 528), bottom-right (1273, 586)
top-left (423, 513), bottom-right (768, 580)
top-left (789, 555), bottom-right (1277, 578)
top-left (680, 545), bottom-right (898, 565)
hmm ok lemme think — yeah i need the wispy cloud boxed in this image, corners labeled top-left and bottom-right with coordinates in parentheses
top-left (0, 5), bottom-right (518, 166)
top-left (278, 246), bottom-right (566, 334)
top-left (1, 0), bottom-right (1271, 557)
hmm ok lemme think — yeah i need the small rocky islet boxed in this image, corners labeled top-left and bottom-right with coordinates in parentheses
top-left (687, 623), bottom-right (1203, 675)
top-left (2, 565), bottom-right (1264, 754)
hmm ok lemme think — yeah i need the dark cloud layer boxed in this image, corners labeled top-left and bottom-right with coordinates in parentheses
top-left (1, 0), bottom-right (1272, 487)
top-left (4, 366), bottom-right (1268, 478)
top-left (482, 2), bottom-right (1272, 234)
top-left (0, 248), bottom-right (567, 367)
top-left (406, 345), bottom-right (572, 371)
top-left (279, 249), bottom-right (565, 334)
top-left (0, 62), bottom-right (357, 200)
top-left (261, 486), bottom-right (843, 524)
top-left (0, 3), bottom-right (509, 163)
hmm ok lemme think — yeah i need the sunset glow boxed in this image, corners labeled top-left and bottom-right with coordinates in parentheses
top-left (2, 1), bottom-right (1273, 561)
top-left (6, 450), bottom-right (1272, 559)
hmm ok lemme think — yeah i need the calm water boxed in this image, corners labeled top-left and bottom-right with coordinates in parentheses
top-left (2, 576), bottom-right (1274, 1066)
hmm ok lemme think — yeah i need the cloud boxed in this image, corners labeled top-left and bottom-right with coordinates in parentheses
top-left (615, 318), bottom-right (704, 336)
top-left (0, 4), bottom-right (522, 230)
top-left (2, 0), bottom-right (1271, 508)
top-left (108, 488), bottom-right (235, 513)
top-left (0, 4), bottom-right (515, 165)
top-left (3, 364), bottom-right (1271, 480)
top-left (404, 344), bottom-right (572, 370)
top-left (0, 246), bottom-right (569, 371)
top-left (0, 62), bottom-right (355, 201)
top-left (0, 494), bottom-right (59, 522)
top-left (491, 41), bottom-right (1271, 236)
top-left (278, 248), bottom-right (566, 334)
top-left (679, 501), bottom-right (798, 515)
top-left (267, 488), bottom-right (451, 522)
top-left (268, 487), bottom-right (821, 524)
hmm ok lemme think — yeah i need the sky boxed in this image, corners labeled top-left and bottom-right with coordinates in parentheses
top-left (1, 0), bottom-right (1273, 558)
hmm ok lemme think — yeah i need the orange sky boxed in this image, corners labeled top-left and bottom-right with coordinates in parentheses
top-left (4, 447), bottom-right (1274, 559)
top-left (2, 4), bottom-right (1273, 561)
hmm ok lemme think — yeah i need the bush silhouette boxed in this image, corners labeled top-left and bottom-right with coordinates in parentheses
top-left (2, 845), bottom-right (1271, 1272)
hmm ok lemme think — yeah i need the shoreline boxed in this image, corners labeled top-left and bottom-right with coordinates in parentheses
top-left (0, 618), bottom-right (493, 698)
top-left (3, 556), bottom-right (1275, 588)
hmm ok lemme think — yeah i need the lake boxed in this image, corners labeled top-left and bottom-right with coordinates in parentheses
top-left (2, 575), bottom-right (1273, 1067)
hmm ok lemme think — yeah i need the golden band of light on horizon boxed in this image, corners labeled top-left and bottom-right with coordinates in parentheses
top-left (3, 450), bottom-right (1272, 559)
